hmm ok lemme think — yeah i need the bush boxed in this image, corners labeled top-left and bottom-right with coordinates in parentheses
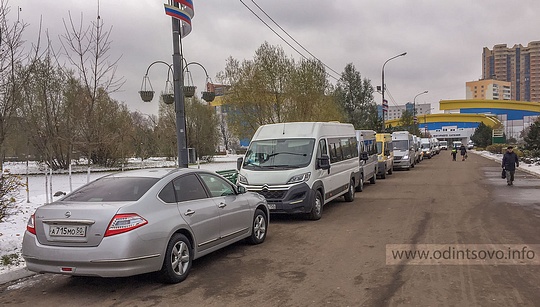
top-left (486, 144), bottom-right (506, 154)
top-left (486, 144), bottom-right (523, 157)
top-left (0, 171), bottom-right (25, 222)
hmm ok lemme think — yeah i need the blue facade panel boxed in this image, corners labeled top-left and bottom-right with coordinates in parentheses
top-left (460, 108), bottom-right (540, 120)
top-left (423, 122), bottom-right (480, 131)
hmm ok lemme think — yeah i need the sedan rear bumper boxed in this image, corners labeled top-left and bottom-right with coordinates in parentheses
top-left (22, 232), bottom-right (164, 277)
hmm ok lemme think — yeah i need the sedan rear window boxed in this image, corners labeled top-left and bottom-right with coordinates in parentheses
top-left (62, 177), bottom-right (160, 202)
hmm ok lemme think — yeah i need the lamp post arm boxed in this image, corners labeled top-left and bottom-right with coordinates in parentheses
top-left (144, 60), bottom-right (173, 77)
top-left (184, 61), bottom-right (210, 79)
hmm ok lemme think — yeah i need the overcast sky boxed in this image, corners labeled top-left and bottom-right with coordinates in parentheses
top-left (15, 0), bottom-right (540, 116)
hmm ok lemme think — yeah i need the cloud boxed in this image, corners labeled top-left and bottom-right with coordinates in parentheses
top-left (16, 0), bottom-right (540, 116)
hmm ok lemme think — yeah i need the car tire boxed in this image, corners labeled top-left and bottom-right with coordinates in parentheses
top-left (307, 190), bottom-right (323, 220)
top-left (370, 173), bottom-right (376, 184)
top-left (355, 177), bottom-right (364, 192)
top-left (159, 233), bottom-right (192, 284)
top-left (380, 168), bottom-right (387, 179)
top-left (344, 179), bottom-right (355, 202)
top-left (247, 209), bottom-right (267, 245)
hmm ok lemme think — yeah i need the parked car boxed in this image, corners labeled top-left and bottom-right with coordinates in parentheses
top-left (22, 168), bottom-right (269, 284)
top-left (237, 122), bottom-right (361, 220)
top-left (467, 141), bottom-right (474, 149)
top-left (392, 131), bottom-right (415, 170)
top-left (357, 129), bottom-right (379, 184)
top-left (376, 133), bottom-right (394, 178)
top-left (439, 141), bottom-right (448, 150)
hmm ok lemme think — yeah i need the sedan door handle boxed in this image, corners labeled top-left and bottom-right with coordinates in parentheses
top-left (218, 203), bottom-right (227, 209)
top-left (184, 209), bottom-right (195, 216)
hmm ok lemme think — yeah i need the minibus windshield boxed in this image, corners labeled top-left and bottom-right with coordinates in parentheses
top-left (376, 142), bottom-right (383, 155)
top-left (243, 138), bottom-right (315, 170)
top-left (393, 140), bottom-right (409, 151)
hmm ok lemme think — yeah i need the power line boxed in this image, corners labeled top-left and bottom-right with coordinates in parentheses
top-left (239, 0), bottom-right (340, 81)
top-left (249, 0), bottom-right (341, 77)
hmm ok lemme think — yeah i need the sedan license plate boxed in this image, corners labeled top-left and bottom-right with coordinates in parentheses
top-left (49, 225), bottom-right (87, 237)
top-left (267, 203), bottom-right (276, 210)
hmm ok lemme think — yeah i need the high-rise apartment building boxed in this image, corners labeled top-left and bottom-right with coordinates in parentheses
top-left (482, 41), bottom-right (540, 102)
top-left (465, 79), bottom-right (511, 100)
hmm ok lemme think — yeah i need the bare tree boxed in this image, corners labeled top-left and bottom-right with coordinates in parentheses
top-left (0, 0), bottom-right (40, 168)
top-left (60, 11), bottom-right (124, 166)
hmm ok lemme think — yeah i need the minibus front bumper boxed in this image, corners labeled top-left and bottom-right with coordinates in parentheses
top-left (242, 182), bottom-right (314, 214)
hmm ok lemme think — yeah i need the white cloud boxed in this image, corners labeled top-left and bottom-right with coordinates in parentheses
top-left (15, 0), bottom-right (540, 116)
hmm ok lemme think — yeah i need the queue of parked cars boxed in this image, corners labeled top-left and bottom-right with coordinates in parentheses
top-left (21, 121), bottom-right (451, 284)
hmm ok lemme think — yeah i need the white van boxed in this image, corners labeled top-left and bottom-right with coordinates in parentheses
top-left (392, 131), bottom-right (415, 170)
top-left (237, 122), bottom-right (361, 220)
top-left (420, 137), bottom-right (433, 158)
top-left (413, 135), bottom-right (422, 163)
top-left (356, 130), bottom-right (378, 189)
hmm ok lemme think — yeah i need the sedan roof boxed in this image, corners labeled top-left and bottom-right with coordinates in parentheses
top-left (106, 168), bottom-right (201, 179)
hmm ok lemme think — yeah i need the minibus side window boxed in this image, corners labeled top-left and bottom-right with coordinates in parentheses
top-left (317, 139), bottom-right (328, 158)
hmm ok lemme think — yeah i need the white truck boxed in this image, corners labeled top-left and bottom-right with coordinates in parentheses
top-left (237, 122), bottom-right (362, 220)
top-left (392, 131), bottom-right (415, 170)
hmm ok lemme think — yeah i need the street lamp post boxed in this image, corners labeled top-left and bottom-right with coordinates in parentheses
top-left (413, 90), bottom-right (428, 132)
top-left (381, 52), bottom-right (407, 132)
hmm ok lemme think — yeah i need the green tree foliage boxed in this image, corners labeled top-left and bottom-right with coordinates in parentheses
top-left (397, 110), bottom-right (421, 135)
top-left (217, 42), bottom-right (343, 139)
top-left (470, 122), bottom-right (493, 148)
top-left (335, 63), bottom-right (379, 130)
top-left (524, 117), bottom-right (540, 157)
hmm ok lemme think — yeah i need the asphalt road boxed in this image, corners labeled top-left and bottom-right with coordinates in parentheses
top-left (1, 151), bottom-right (540, 307)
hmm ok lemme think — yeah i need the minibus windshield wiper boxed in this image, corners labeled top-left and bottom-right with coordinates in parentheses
top-left (265, 164), bottom-right (299, 169)
top-left (243, 161), bottom-right (262, 168)
top-left (267, 152), bottom-right (309, 158)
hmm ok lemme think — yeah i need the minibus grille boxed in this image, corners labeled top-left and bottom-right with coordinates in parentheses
top-left (394, 156), bottom-right (402, 161)
top-left (255, 190), bottom-right (286, 200)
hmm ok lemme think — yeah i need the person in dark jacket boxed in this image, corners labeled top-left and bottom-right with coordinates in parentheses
top-left (459, 144), bottom-right (467, 161)
top-left (502, 146), bottom-right (519, 186)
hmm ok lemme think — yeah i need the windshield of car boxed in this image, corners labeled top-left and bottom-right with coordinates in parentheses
top-left (392, 140), bottom-right (409, 151)
top-left (62, 177), bottom-right (160, 202)
top-left (243, 138), bottom-right (315, 170)
top-left (376, 141), bottom-right (383, 155)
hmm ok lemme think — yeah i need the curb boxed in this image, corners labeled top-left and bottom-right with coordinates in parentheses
top-left (0, 267), bottom-right (36, 286)
top-left (469, 151), bottom-right (540, 178)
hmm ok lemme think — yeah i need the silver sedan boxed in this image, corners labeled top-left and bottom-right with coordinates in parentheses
top-left (22, 168), bottom-right (269, 283)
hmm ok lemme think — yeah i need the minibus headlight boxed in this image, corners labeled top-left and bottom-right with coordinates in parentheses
top-left (402, 155), bottom-right (409, 160)
top-left (238, 174), bottom-right (248, 185)
top-left (287, 172), bottom-right (311, 184)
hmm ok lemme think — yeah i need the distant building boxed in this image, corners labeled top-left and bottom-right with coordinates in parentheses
top-left (465, 79), bottom-right (511, 100)
top-left (482, 41), bottom-right (540, 102)
top-left (378, 102), bottom-right (432, 120)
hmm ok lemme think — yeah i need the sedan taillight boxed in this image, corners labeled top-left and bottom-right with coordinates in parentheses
top-left (27, 214), bottom-right (36, 235)
top-left (104, 213), bottom-right (148, 237)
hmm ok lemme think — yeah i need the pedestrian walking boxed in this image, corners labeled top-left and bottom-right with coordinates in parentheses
top-left (502, 146), bottom-right (519, 186)
top-left (459, 144), bottom-right (467, 161)
top-left (451, 147), bottom-right (457, 161)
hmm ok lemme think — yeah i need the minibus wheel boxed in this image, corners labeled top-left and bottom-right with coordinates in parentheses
top-left (344, 179), bottom-right (355, 202)
top-left (355, 177), bottom-right (364, 192)
top-left (307, 190), bottom-right (323, 220)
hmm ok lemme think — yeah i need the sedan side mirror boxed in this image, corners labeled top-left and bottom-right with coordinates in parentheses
top-left (237, 185), bottom-right (246, 194)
